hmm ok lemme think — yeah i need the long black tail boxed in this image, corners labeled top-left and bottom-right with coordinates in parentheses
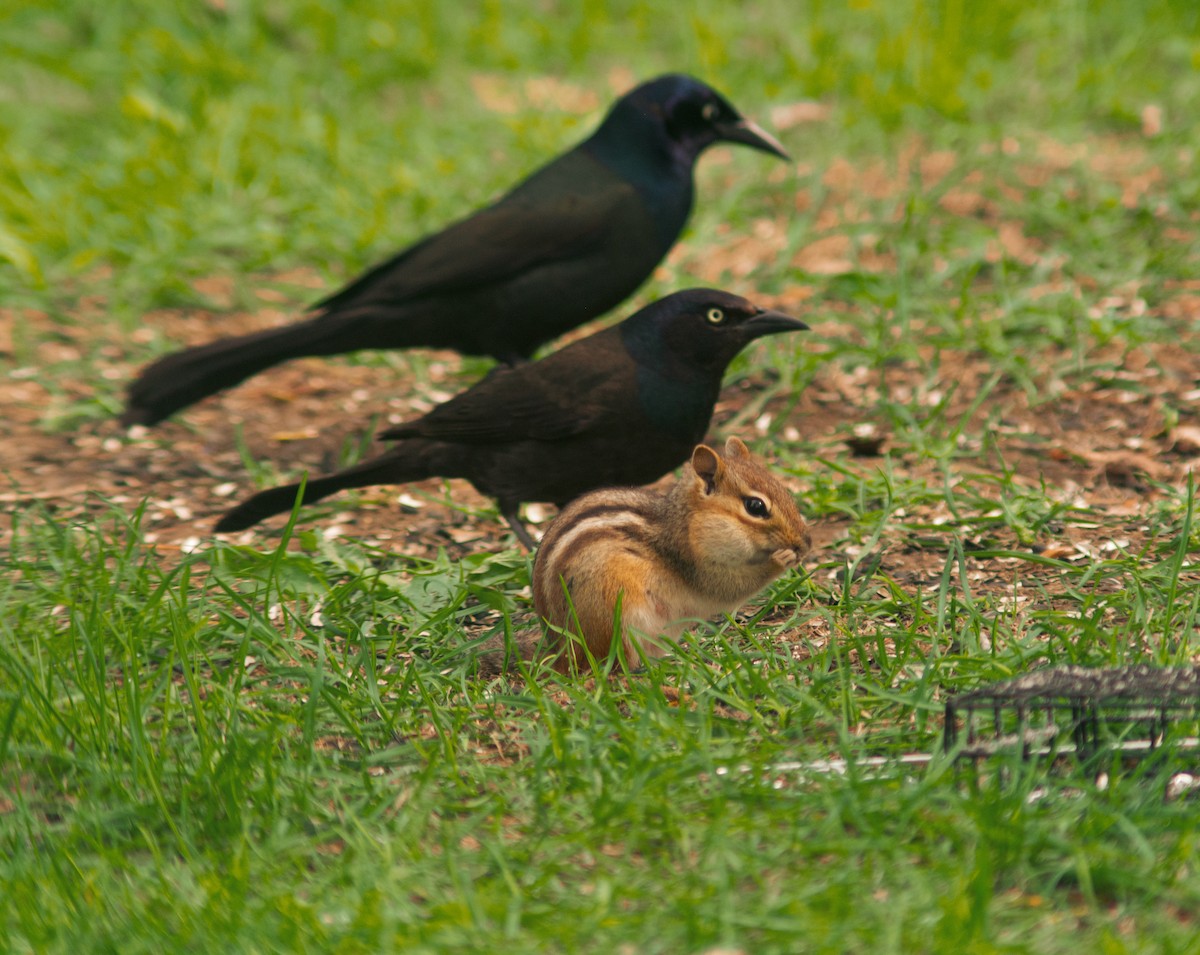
top-left (121, 310), bottom-right (408, 427)
top-left (213, 449), bottom-right (430, 533)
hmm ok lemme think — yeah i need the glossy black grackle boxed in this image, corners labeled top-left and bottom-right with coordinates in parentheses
top-left (213, 289), bottom-right (808, 546)
top-left (123, 75), bottom-right (787, 426)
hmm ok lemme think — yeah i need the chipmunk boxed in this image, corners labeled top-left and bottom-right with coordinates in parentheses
top-left (532, 436), bottom-right (811, 673)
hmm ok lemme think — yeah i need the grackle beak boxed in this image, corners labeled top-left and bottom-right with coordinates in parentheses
top-left (714, 118), bottom-right (789, 160)
top-left (744, 309), bottom-right (809, 337)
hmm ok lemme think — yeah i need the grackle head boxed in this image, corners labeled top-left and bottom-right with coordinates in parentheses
top-left (620, 288), bottom-right (808, 375)
top-left (609, 74), bottom-right (789, 162)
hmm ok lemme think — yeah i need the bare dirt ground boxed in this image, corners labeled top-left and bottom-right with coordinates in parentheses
top-left (3, 297), bottom-right (1197, 602)
top-left (3, 136), bottom-right (1199, 612)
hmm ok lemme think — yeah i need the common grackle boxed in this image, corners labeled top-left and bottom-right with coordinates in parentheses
top-left (123, 75), bottom-right (787, 427)
top-left (213, 289), bottom-right (808, 545)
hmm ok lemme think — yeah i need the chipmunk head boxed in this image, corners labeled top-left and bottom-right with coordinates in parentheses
top-left (688, 436), bottom-right (811, 570)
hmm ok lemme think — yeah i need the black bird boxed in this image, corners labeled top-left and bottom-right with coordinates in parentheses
top-left (213, 289), bottom-right (808, 545)
top-left (123, 75), bottom-right (787, 427)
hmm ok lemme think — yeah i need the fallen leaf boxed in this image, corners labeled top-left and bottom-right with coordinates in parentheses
top-left (769, 101), bottom-right (831, 129)
top-left (1170, 425), bottom-right (1200, 454)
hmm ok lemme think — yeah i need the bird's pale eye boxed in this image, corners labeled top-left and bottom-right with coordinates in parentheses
top-left (701, 102), bottom-right (720, 122)
top-left (706, 307), bottom-right (725, 325)
top-left (743, 496), bottom-right (769, 519)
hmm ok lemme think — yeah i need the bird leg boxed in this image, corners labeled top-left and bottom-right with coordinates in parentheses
top-left (503, 509), bottom-right (537, 551)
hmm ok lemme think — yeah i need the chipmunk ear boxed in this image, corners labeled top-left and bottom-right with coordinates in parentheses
top-left (691, 444), bottom-right (722, 494)
top-left (724, 436), bottom-right (750, 459)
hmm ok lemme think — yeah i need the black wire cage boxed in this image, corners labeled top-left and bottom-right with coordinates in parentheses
top-left (943, 666), bottom-right (1200, 763)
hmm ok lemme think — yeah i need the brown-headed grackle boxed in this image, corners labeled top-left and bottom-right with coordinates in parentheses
top-left (213, 289), bottom-right (808, 546)
top-left (123, 75), bottom-right (787, 427)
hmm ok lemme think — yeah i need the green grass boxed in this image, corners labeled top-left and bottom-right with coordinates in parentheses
top-left (4, 1), bottom-right (1200, 952)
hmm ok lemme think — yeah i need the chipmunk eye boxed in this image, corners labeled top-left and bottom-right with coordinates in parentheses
top-left (706, 308), bottom-right (725, 325)
top-left (743, 496), bottom-right (769, 519)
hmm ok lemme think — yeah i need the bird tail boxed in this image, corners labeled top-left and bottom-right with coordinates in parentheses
top-left (121, 310), bottom-right (401, 427)
top-left (213, 450), bottom-right (432, 533)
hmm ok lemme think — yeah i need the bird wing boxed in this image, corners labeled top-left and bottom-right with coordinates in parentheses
top-left (382, 335), bottom-right (629, 444)
top-left (313, 179), bottom-right (636, 312)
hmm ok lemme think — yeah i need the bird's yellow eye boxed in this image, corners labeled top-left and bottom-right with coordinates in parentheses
top-left (706, 308), bottom-right (725, 325)
top-left (701, 102), bottom-right (720, 122)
